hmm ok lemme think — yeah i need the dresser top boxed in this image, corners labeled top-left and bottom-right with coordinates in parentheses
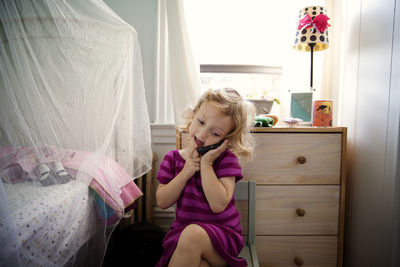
top-left (177, 127), bottom-right (347, 134)
top-left (250, 127), bottom-right (347, 133)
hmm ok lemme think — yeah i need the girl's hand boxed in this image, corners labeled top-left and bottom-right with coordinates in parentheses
top-left (182, 144), bottom-right (200, 178)
top-left (200, 139), bottom-right (229, 166)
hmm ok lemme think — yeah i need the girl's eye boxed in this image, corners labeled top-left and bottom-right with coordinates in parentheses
top-left (213, 132), bottom-right (221, 137)
top-left (198, 119), bottom-right (204, 125)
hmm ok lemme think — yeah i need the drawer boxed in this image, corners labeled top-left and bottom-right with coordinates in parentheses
top-left (241, 133), bottom-right (342, 184)
top-left (256, 235), bottom-right (338, 267)
top-left (255, 185), bottom-right (339, 235)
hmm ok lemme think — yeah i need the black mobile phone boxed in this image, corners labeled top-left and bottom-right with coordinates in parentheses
top-left (196, 139), bottom-right (225, 156)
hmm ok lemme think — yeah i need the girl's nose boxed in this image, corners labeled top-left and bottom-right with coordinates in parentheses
top-left (198, 129), bottom-right (207, 142)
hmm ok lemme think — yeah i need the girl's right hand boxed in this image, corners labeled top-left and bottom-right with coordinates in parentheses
top-left (182, 144), bottom-right (200, 179)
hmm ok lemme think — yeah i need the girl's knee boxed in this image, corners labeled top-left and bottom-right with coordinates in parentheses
top-left (178, 224), bottom-right (209, 248)
top-left (174, 225), bottom-right (225, 266)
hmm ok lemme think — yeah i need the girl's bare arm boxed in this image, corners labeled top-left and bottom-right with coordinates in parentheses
top-left (156, 145), bottom-right (200, 210)
top-left (200, 140), bottom-right (235, 213)
top-left (200, 164), bottom-right (235, 213)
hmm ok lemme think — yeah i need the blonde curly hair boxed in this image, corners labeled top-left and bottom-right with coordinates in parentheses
top-left (183, 88), bottom-right (255, 158)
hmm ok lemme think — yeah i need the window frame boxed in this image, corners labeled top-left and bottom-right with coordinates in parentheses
top-left (200, 64), bottom-right (282, 75)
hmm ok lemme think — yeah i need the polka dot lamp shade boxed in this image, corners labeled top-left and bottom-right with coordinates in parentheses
top-left (294, 6), bottom-right (330, 52)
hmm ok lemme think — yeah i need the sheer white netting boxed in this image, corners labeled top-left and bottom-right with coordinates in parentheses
top-left (0, 0), bottom-right (152, 266)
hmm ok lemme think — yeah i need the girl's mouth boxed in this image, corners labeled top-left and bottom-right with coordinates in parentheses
top-left (194, 136), bottom-right (205, 148)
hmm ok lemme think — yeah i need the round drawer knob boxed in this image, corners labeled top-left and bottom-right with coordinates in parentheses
top-left (294, 257), bottom-right (304, 266)
top-left (297, 156), bottom-right (307, 164)
top-left (296, 208), bottom-right (305, 217)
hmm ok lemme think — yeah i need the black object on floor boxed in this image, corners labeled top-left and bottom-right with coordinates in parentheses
top-left (104, 223), bottom-right (165, 267)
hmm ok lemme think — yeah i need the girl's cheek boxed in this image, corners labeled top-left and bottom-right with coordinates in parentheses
top-left (188, 123), bottom-right (196, 136)
top-left (188, 128), bottom-right (195, 140)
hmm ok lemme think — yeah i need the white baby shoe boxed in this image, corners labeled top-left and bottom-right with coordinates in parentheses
top-left (54, 161), bottom-right (71, 184)
top-left (39, 163), bottom-right (56, 186)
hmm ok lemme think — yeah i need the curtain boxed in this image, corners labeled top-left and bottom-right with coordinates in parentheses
top-left (156, 0), bottom-right (201, 125)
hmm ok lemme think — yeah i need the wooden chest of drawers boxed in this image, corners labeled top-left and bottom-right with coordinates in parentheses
top-left (176, 127), bottom-right (347, 267)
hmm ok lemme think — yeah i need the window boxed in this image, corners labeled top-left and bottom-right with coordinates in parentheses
top-left (184, 0), bottom-right (328, 117)
top-left (199, 65), bottom-right (282, 115)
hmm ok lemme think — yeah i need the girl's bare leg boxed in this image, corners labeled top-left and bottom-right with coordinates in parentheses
top-left (199, 258), bottom-right (210, 267)
top-left (168, 224), bottom-right (227, 267)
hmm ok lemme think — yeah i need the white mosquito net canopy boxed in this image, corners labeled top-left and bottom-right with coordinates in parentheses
top-left (0, 0), bottom-right (152, 266)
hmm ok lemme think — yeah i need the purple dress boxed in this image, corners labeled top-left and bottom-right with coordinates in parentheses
top-left (155, 149), bottom-right (247, 267)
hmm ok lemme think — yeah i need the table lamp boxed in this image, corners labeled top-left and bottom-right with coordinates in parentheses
top-left (293, 6), bottom-right (330, 92)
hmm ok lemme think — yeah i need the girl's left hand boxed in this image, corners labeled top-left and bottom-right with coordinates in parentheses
top-left (200, 139), bottom-right (229, 166)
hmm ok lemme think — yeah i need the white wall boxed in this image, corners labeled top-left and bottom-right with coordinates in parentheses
top-left (339, 0), bottom-right (400, 266)
top-left (104, 0), bottom-right (158, 123)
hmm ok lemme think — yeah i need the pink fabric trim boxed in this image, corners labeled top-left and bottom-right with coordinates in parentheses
top-left (120, 181), bottom-right (143, 207)
top-left (89, 179), bottom-right (143, 215)
top-left (89, 179), bottom-right (123, 215)
top-left (62, 150), bottom-right (143, 210)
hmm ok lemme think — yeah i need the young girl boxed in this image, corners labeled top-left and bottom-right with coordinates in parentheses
top-left (155, 88), bottom-right (254, 267)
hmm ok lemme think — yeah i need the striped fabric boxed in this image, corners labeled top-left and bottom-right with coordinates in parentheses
top-left (155, 150), bottom-right (247, 267)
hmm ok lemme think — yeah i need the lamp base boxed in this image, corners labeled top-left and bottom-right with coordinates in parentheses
top-left (309, 43), bottom-right (316, 91)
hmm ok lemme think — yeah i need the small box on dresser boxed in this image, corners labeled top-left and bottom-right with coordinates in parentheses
top-left (176, 127), bottom-right (347, 267)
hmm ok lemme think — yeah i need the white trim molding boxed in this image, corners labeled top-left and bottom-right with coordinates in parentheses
top-left (151, 123), bottom-right (177, 231)
top-left (151, 123), bottom-right (176, 144)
